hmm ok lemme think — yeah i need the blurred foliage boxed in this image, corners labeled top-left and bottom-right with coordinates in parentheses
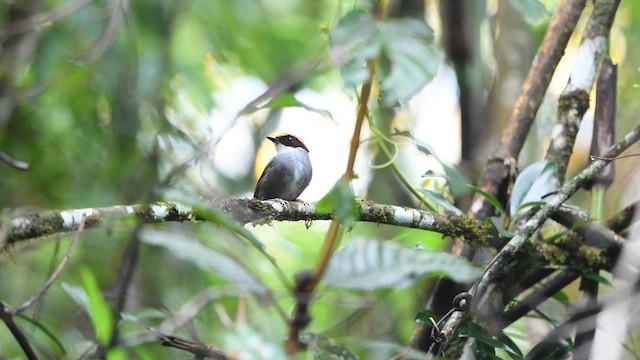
top-left (0, 0), bottom-right (639, 359)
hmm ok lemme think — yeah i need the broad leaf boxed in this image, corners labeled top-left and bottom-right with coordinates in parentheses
top-left (330, 10), bottom-right (441, 105)
top-left (414, 309), bottom-right (436, 324)
top-left (377, 19), bottom-right (441, 104)
top-left (141, 229), bottom-right (268, 295)
top-left (469, 185), bottom-right (506, 218)
top-left (81, 267), bottom-right (114, 345)
top-left (462, 322), bottom-right (523, 360)
top-left (420, 188), bottom-right (463, 215)
top-left (323, 238), bottom-right (481, 290)
top-left (62, 269), bottom-right (114, 345)
top-left (395, 129), bottom-right (471, 198)
top-left (510, 159), bottom-right (558, 217)
top-left (316, 178), bottom-right (359, 227)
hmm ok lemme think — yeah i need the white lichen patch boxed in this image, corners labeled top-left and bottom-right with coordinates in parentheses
top-left (470, 198), bottom-right (484, 214)
top-left (61, 208), bottom-right (95, 227)
top-left (418, 213), bottom-right (435, 228)
top-left (294, 201), bottom-right (314, 214)
top-left (10, 217), bottom-right (30, 231)
top-left (124, 206), bottom-right (136, 215)
top-left (550, 124), bottom-right (565, 148)
top-left (149, 204), bottom-right (169, 219)
top-left (393, 207), bottom-right (415, 225)
top-left (265, 200), bottom-right (284, 212)
top-left (174, 203), bottom-right (192, 215)
top-left (567, 37), bottom-right (605, 92)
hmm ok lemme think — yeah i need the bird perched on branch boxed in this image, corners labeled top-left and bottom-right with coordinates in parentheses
top-left (254, 134), bottom-right (312, 200)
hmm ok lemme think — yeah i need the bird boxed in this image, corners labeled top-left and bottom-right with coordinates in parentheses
top-left (254, 134), bottom-right (312, 201)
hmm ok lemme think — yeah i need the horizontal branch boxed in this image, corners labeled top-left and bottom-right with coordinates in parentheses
top-left (3, 199), bottom-right (488, 248)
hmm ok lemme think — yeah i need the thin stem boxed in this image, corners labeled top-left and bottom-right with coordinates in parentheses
top-left (368, 117), bottom-right (438, 212)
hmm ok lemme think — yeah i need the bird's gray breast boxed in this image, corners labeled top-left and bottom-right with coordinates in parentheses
top-left (274, 149), bottom-right (312, 198)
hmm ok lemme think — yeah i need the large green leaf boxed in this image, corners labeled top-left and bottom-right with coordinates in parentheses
top-left (62, 268), bottom-right (114, 346)
top-left (140, 228), bottom-right (268, 295)
top-left (509, 159), bottom-right (559, 217)
top-left (323, 238), bottom-right (481, 290)
top-left (330, 10), bottom-right (441, 105)
top-left (377, 19), bottom-right (442, 104)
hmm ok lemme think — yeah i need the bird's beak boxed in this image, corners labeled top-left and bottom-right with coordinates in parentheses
top-left (267, 136), bottom-right (278, 144)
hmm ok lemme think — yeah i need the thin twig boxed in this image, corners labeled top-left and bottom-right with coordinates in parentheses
top-left (0, 0), bottom-right (93, 39)
top-left (433, 124), bottom-right (640, 357)
top-left (73, 0), bottom-right (126, 64)
top-left (13, 217), bottom-right (85, 314)
top-left (590, 154), bottom-right (640, 161)
top-left (149, 329), bottom-right (229, 360)
top-left (0, 303), bottom-right (39, 360)
top-left (0, 150), bottom-right (31, 170)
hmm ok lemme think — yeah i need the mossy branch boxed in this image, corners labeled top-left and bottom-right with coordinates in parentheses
top-left (2, 199), bottom-right (488, 249)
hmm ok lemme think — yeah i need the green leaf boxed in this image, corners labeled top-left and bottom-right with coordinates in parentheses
top-left (551, 290), bottom-right (570, 305)
top-left (583, 271), bottom-right (613, 287)
top-left (166, 193), bottom-right (277, 265)
top-left (330, 10), bottom-right (441, 104)
top-left (398, 130), bottom-right (470, 197)
top-left (510, 0), bottom-right (551, 23)
top-left (419, 188), bottom-right (463, 215)
top-left (462, 322), bottom-right (523, 360)
top-left (61, 282), bottom-right (91, 314)
top-left (515, 200), bottom-right (547, 215)
top-left (487, 217), bottom-right (514, 239)
top-left (330, 10), bottom-right (379, 88)
top-left (323, 238), bottom-right (481, 290)
top-left (414, 309), bottom-right (436, 324)
top-left (106, 348), bottom-right (127, 360)
top-left (469, 185), bottom-right (506, 218)
top-left (524, 339), bottom-right (572, 360)
top-left (377, 19), bottom-right (441, 105)
top-left (77, 267), bottom-right (113, 345)
top-left (15, 314), bottom-right (67, 354)
top-left (258, 93), bottom-right (334, 122)
top-left (316, 178), bottom-right (359, 227)
top-left (141, 228), bottom-right (268, 295)
top-left (510, 159), bottom-right (559, 217)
